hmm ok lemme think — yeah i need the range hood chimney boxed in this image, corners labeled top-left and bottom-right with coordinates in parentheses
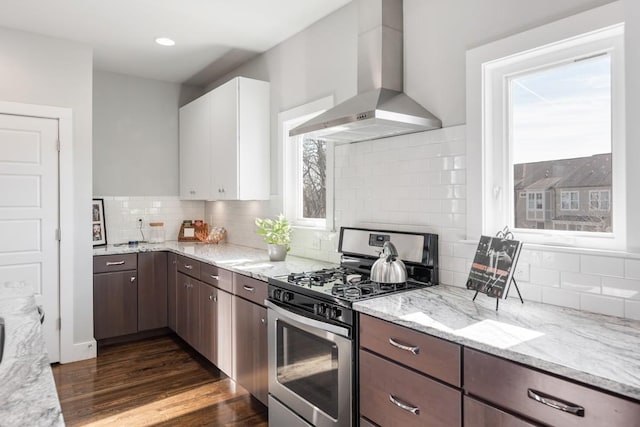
top-left (289, 0), bottom-right (441, 143)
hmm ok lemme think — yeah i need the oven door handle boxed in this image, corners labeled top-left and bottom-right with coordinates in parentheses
top-left (265, 300), bottom-right (350, 338)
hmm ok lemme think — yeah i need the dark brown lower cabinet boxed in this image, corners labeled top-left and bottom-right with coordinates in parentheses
top-left (233, 295), bottom-right (268, 405)
top-left (199, 282), bottom-right (217, 361)
top-left (137, 252), bottom-right (168, 331)
top-left (93, 270), bottom-right (138, 340)
top-left (464, 396), bottom-right (538, 427)
top-left (176, 272), bottom-right (200, 349)
top-left (359, 349), bottom-right (461, 427)
top-left (167, 252), bottom-right (177, 331)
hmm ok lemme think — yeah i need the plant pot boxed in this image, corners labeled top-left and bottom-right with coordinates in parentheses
top-left (267, 244), bottom-right (288, 262)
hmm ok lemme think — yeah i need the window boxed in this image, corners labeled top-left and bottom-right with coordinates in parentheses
top-left (466, 3), bottom-right (626, 250)
top-left (280, 96), bottom-right (334, 229)
top-left (561, 191), bottom-right (580, 210)
top-left (589, 190), bottom-right (610, 211)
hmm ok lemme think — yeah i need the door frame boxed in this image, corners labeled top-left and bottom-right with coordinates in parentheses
top-left (0, 100), bottom-right (76, 363)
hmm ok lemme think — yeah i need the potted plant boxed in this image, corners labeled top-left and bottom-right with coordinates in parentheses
top-left (255, 214), bottom-right (292, 261)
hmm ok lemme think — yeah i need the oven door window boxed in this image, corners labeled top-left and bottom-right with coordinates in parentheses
top-left (276, 320), bottom-right (339, 418)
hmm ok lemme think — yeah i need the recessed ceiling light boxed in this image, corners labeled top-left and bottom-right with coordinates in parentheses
top-left (155, 37), bottom-right (175, 47)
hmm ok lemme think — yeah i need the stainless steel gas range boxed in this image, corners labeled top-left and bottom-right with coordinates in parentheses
top-left (266, 227), bottom-right (439, 427)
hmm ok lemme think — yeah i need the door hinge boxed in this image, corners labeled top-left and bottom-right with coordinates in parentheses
top-left (57, 317), bottom-right (61, 330)
top-left (55, 229), bottom-right (61, 241)
top-left (56, 139), bottom-right (61, 152)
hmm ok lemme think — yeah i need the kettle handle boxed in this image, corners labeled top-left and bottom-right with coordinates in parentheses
top-left (383, 241), bottom-right (399, 260)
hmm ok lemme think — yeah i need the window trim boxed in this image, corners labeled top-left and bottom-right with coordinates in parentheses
top-left (560, 191), bottom-right (580, 211)
top-left (466, 2), bottom-right (626, 250)
top-left (279, 96), bottom-right (334, 230)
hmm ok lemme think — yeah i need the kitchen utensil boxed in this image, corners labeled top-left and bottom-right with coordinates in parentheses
top-left (370, 241), bottom-right (407, 284)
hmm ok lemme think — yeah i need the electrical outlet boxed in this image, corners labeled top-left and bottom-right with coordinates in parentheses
top-left (309, 237), bottom-right (321, 250)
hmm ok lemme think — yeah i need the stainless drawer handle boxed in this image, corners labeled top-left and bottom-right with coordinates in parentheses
top-left (210, 275), bottom-right (219, 280)
top-left (243, 285), bottom-right (255, 292)
top-left (130, 276), bottom-right (136, 283)
top-left (209, 295), bottom-right (217, 302)
top-left (389, 394), bottom-right (420, 415)
top-left (528, 389), bottom-right (585, 417)
top-left (184, 264), bottom-right (193, 270)
top-left (389, 337), bottom-right (420, 355)
top-left (106, 261), bottom-right (125, 266)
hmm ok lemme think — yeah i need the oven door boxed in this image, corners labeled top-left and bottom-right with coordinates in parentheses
top-left (266, 300), bottom-right (353, 427)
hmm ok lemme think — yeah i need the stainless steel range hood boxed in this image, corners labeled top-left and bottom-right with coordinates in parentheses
top-left (289, 0), bottom-right (441, 143)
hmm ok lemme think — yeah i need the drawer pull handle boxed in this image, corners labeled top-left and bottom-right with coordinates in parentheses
top-left (527, 389), bottom-right (585, 417)
top-left (243, 285), bottom-right (255, 292)
top-left (389, 394), bottom-right (420, 415)
top-left (388, 337), bottom-right (420, 355)
top-left (209, 295), bottom-right (217, 302)
top-left (184, 264), bottom-right (193, 270)
top-left (106, 261), bottom-right (125, 266)
top-left (130, 277), bottom-right (136, 283)
top-left (210, 275), bottom-right (219, 280)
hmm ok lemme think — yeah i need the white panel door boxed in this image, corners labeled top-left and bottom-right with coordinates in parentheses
top-left (211, 78), bottom-right (239, 200)
top-left (0, 113), bottom-right (59, 362)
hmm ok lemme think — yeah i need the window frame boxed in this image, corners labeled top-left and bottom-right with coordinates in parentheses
top-left (279, 96), bottom-right (334, 230)
top-left (589, 189), bottom-right (611, 211)
top-left (466, 2), bottom-right (626, 250)
top-left (560, 191), bottom-right (580, 211)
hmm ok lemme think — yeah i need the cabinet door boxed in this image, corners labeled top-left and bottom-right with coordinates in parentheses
top-left (167, 253), bottom-right (177, 331)
top-left (179, 94), bottom-right (211, 200)
top-left (210, 78), bottom-right (238, 200)
top-left (234, 296), bottom-right (268, 405)
top-left (93, 271), bottom-right (138, 340)
top-left (199, 282), bottom-right (217, 362)
top-left (176, 273), bottom-right (199, 348)
top-left (216, 289), bottom-right (233, 377)
top-left (137, 252), bottom-right (168, 331)
top-left (464, 396), bottom-right (539, 427)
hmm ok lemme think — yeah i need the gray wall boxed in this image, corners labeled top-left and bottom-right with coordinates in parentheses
top-left (93, 70), bottom-right (202, 196)
top-left (0, 28), bottom-right (94, 350)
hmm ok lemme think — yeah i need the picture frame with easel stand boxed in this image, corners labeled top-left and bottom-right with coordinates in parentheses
top-left (466, 226), bottom-right (524, 311)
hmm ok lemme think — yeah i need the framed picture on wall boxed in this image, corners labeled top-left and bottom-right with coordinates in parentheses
top-left (92, 198), bottom-right (107, 246)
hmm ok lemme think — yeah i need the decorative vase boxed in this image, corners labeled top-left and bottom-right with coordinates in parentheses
top-left (267, 244), bottom-right (288, 262)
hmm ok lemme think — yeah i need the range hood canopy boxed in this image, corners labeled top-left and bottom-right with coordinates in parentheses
top-left (290, 0), bottom-right (441, 143)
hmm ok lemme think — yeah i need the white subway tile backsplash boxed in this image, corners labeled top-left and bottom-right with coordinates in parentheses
top-left (542, 287), bottom-right (580, 310)
top-left (541, 252), bottom-right (580, 272)
top-left (625, 300), bottom-right (640, 321)
top-left (580, 294), bottom-right (624, 317)
top-left (626, 259), bottom-right (640, 280)
top-left (601, 277), bottom-right (640, 299)
top-left (529, 267), bottom-right (560, 287)
top-left (560, 271), bottom-right (601, 294)
top-left (581, 255), bottom-right (624, 278)
top-left (512, 282), bottom-right (542, 303)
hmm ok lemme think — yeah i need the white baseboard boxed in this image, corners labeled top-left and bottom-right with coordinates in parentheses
top-left (60, 339), bottom-right (97, 363)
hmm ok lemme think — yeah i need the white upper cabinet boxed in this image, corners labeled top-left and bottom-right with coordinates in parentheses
top-left (179, 93), bottom-right (211, 200)
top-left (179, 76), bottom-right (270, 201)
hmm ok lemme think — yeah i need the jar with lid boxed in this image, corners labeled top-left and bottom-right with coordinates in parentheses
top-left (148, 222), bottom-right (165, 243)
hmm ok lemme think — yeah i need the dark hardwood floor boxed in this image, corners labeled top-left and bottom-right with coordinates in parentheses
top-left (51, 334), bottom-right (268, 426)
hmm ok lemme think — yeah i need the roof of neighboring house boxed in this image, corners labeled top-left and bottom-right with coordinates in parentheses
top-left (514, 153), bottom-right (611, 191)
top-left (523, 177), bottom-right (562, 191)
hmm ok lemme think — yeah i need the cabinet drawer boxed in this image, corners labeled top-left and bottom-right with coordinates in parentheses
top-left (464, 396), bottom-right (539, 427)
top-left (200, 263), bottom-right (233, 293)
top-left (359, 314), bottom-right (461, 386)
top-left (464, 348), bottom-right (640, 427)
top-left (177, 255), bottom-right (201, 278)
top-left (233, 273), bottom-right (267, 306)
top-left (93, 254), bottom-right (137, 273)
top-left (359, 349), bottom-right (461, 427)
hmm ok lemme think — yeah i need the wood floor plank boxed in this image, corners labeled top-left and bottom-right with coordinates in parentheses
top-left (52, 334), bottom-right (268, 426)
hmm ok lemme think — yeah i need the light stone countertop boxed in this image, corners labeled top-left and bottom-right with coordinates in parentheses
top-left (0, 282), bottom-right (64, 426)
top-left (353, 285), bottom-right (640, 401)
top-left (93, 241), bottom-right (337, 280)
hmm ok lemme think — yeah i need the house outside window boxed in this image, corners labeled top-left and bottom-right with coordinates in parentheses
top-left (466, 4), bottom-right (625, 249)
top-left (590, 189), bottom-right (611, 211)
top-left (561, 191), bottom-right (580, 210)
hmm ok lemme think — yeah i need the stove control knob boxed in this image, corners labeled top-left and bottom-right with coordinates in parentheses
top-left (313, 303), bottom-right (323, 316)
top-left (282, 291), bottom-right (294, 302)
top-left (330, 307), bottom-right (341, 320)
top-left (273, 289), bottom-right (282, 300)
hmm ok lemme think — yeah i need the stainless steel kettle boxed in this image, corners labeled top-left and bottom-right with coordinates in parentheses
top-left (370, 241), bottom-right (407, 284)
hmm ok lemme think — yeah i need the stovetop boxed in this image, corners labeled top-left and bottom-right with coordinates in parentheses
top-left (271, 267), bottom-right (433, 304)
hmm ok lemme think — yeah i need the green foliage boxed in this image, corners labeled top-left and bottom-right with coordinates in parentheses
top-left (255, 214), bottom-right (292, 247)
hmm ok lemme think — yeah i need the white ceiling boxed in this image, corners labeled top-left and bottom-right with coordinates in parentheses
top-left (0, 0), bottom-right (351, 85)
